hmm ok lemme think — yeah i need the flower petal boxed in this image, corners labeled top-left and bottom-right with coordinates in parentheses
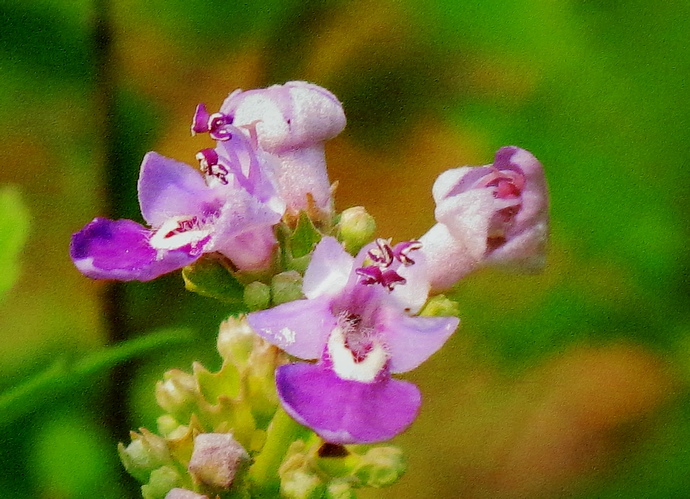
top-left (70, 217), bottom-right (200, 281)
top-left (276, 363), bottom-right (421, 444)
top-left (247, 295), bottom-right (336, 359)
top-left (381, 313), bottom-right (459, 373)
top-left (138, 151), bottom-right (220, 227)
top-left (302, 237), bottom-right (354, 299)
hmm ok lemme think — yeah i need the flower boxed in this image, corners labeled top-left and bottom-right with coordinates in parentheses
top-left (188, 433), bottom-right (249, 490)
top-left (193, 81), bottom-right (346, 218)
top-left (247, 237), bottom-right (459, 444)
top-left (70, 127), bottom-right (284, 281)
top-left (419, 146), bottom-right (549, 291)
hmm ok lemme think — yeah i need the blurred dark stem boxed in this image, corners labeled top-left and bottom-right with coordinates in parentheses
top-left (92, 0), bottom-right (136, 493)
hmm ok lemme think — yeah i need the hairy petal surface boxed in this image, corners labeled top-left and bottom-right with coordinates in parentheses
top-left (246, 295), bottom-right (336, 360)
top-left (70, 218), bottom-right (200, 281)
top-left (276, 362), bottom-right (421, 444)
top-left (381, 314), bottom-right (459, 373)
top-left (138, 152), bottom-right (220, 227)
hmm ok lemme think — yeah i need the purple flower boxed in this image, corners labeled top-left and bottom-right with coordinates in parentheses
top-left (419, 146), bottom-right (549, 291)
top-left (247, 237), bottom-right (459, 444)
top-left (193, 81), bottom-right (346, 217)
top-left (70, 128), bottom-right (285, 281)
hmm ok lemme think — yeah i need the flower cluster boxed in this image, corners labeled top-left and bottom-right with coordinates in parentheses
top-left (71, 81), bottom-right (549, 498)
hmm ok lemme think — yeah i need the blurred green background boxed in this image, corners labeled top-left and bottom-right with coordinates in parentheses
top-left (1, 0), bottom-right (690, 497)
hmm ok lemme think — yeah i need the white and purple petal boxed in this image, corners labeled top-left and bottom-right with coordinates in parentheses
top-left (70, 217), bottom-right (201, 281)
top-left (247, 295), bottom-right (336, 360)
top-left (276, 362), bottom-right (421, 444)
top-left (138, 152), bottom-right (221, 227)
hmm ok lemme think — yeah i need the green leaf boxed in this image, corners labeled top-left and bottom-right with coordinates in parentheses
top-left (290, 211), bottom-right (322, 259)
top-left (0, 328), bottom-right (195, 427)
top-left (0, 186), bottom-right (30, 300)
top-left (182, 255), bottom-right (246, 306)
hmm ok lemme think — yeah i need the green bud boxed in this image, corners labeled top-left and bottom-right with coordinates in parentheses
top-left (165, 488), bottom-right (208, 499)
top-left (118, 430), bottom-right (173, 483)
top-left (157, 415), bottom-right (182, 438)
top-left (243, 281), bottom-right (271, 311)
top-left (280, 469), bottom-right (326, 499)
top-left (141, 466), bottom-right (183, 499)
top-left (353, 447), bottom-right (406, 488)
top-left (339, 207), bottom-right (376, 254)
top-left (217, 316), bottom-right (256, 367)
top-left (326, 479), bottom-right (357, 499)
top-left (188, 433), bottom-right (249, 491)
top-left (156, 370), bottom-right (199, 419)
top-left (419, 294), bottom-right (461, 318)
top-left (271, 271), bottom-right (304, 306)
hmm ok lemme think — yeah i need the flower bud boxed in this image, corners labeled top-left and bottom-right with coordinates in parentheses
top-left (280, 469), bottom-right (326, 499)
top-left (156, 370), bottom-right (199, 419)
top-left (420, 294), bottom-right (461, 318)
top-left (420, 146), bottom-right (549, 291)
top-left (188, 433), bottom-right (249, 491)
top-left (353, 446), bottom-right (406, 488)
top-left (142, 466), bottom-right (183, 499)
top-left (118, 430), bottom-right (173, 483)
top-left (165, 488), bottom-right (208, 499)
top-left (271, 270), bottom-right (304, 305)
top-left (326, 479), bottom-right (357, 499)
top-left (217, 315), bottom-right (256, 367)
top-left (243, 281), bottom-right (271, 312)
top-left (221, 81), bottom-right (346, 216)
top-left (338, 207), bottom-right (376, 254)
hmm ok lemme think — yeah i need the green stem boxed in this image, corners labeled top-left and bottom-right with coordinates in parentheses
top-left (247, 407), bottom-right (306, 496)
top-left (0, 328), bottom-right (194, 427)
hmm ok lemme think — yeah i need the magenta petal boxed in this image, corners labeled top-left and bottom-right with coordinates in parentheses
top-left (138, 152), bottom-right (219, 227)
top-left (70, 217), bottom-right (200, 281)
top-left (382, 314), bottom-right (459, 373)
top-left (246, 295), bottom-right (336, 360)
top-left (276, 363), bottom-right (421, 444)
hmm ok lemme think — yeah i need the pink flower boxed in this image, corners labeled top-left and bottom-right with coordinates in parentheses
top-left (193, 81), bottom-right (346, 218)
top-left (420, 146), bottom-right (549, 291)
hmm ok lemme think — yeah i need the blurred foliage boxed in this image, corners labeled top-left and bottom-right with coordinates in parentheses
top-left (0, 186), bottom-right (29, 301)
top-left (1, 0), bottom-right (690, 497)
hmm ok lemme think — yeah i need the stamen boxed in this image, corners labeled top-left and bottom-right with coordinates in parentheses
top-left (208, 112), bottom-right (234, 141)
top-left (191, 103), bottom-right (211, 135)
top-left (368, 238), bottom-right (394, 266)
top-left (196, 149), bottom-right (229, 185)
top-left (392, 240), bottom-right (422, 266)
top-left (356, 265), bottom-right (406, 290)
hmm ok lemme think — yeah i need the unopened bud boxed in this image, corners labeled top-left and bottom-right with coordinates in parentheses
top-left (280, 469), bottom-right (326, 499)
top-left (217, 316), bottom-right (256, 367)
top-left (142, 466), bottom-right (183, 499)
top-left (188, 433), bottom-right (249, 491)
top-left (165, 488), bottom-right (208, 499)
top-left (271, 271), bottom-right (304, 305)
top-left (118, 430), bottom-right (173, 483)
top-left (244, 281), bottom-right (271, 311)
top-left (353, 446), bottom-right (406, 488)
top-left (419, 294), bottom-right (460, 318)
top-left (339, 207), bottom-right (376, 254)
top-left (156, 370), bottom-right (198, 419)
top-left (326, 479), bottom-right (356, 499)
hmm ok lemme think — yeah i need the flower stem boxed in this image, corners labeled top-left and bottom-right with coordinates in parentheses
top-left (247, 406), bottom-right (307, 496)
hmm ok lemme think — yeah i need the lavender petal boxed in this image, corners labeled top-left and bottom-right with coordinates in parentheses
top-left (70, 217), bottom-right (199, 281)
top-left (276, 362), bottom-right (421, 444)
